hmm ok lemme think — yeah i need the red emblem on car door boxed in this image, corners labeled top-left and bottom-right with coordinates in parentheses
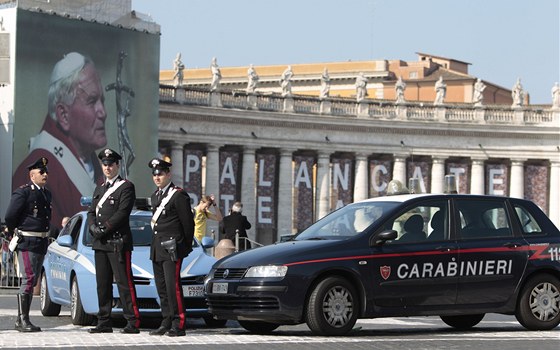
top-left (380, 265), bottom-right (391, 280)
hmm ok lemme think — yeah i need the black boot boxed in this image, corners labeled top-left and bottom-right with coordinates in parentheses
top-left (15, 294), bottom-right (41, 332)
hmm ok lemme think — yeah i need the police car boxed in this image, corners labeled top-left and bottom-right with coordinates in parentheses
top-left (205, 179), bottom-right (560, 335)
top-left (40, 209), bottom-right (226, 327)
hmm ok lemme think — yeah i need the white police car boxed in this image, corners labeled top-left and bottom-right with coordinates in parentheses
top-left (206, 179), bottom-right (560, 335)
top-left (40, 209), bottom-right (226, 327)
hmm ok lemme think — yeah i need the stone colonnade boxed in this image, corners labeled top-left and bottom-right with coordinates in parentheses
top-left (164, 141), bottom-right (559, 245)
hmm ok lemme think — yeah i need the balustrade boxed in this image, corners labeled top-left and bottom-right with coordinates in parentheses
top-left (159, 85), bottom-right (559, 127)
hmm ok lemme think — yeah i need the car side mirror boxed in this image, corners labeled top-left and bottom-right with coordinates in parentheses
top-left (372, 230), bottom-right (398, 246)
top-left (57, 235), bottom-right (73, 247)
top-left (201, 236), bottom-right (215, 249)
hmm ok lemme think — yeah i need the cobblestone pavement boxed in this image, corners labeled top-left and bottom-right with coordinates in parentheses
top-left (0, 291), bottom-right (558, 350)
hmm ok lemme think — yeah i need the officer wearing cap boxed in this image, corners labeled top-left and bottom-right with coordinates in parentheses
top-left (4, 157), bottom-right (51, 332)
top-left (87, 148), bottom-right (140, 334)
top-left (148, 158), bottom-right (195, 337)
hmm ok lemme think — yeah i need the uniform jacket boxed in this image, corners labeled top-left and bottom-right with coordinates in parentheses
top-left (4, 183), bottom-right (52, 254)
top-left (150, 183), bottom-right (195, 262)
top-left (221, 212), bottom-right (251, 241)
top-left (12, 116), bottom-right (103, 226)
top-left (87, 177), bottom-right (136, 252)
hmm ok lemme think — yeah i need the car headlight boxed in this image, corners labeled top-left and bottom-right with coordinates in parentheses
top-left (245, 265), bottom-right (288, 278)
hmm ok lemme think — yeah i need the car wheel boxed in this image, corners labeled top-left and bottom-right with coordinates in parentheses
top-left (440, 314), bottom-right (485, 329)
top-left (71, 276), bottom-right (95, 326)
top-left (203, 315), bottom-right (228, 328)
top-left (238, 320), bottom-right (279, 334)
top-left (305, 276), bottom-right (359, 336)
top-left (515, 273), bottom-right (560, 330)
top-left (40, 272), bottom-right (61, 316)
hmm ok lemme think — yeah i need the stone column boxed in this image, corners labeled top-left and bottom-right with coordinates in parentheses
top-left (241, 146), bottom-right (257, 242)
top-left (392, 155), bottom-right (407, 185)
top-left (549, 161), bottom-right (560, 227)
top-left (510, 159), bottom-right (525, 199)
top-left (170, 142), bottom-right (184, 187)
top-left (277, 148), bottom-right (295, 240)
top-left (431, 157), bottom-right (446, 194)
top-left (316, 152), bottom-right (331, 220)
top-left (354, 153), bottom-right (369, 201)
top-left (205, 144), bottom-right (221, 236)
top-left (470, 159), bottom-right (485, 195)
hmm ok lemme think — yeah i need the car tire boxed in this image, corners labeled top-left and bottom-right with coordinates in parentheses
top-left (238, 320), bottom-right (279, 334)
top-left (71, 276), bottom-right (95, 326)
top-left (515, 273), bottom-right (560, 330)
top-left (40, 272), bottom-right (61, 316)
top-left (203, 315), bottom-right (228, 328)
top-left (305, 276), bottom-right (359, 336)
top-left (440, 314), bottom-right (485, 329)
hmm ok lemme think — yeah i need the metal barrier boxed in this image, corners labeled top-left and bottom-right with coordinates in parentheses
top-left (213, 230), bottom-right (263, 259)
top-left (234, 230), bottom-right (263, 251)
top-left (1, 238), bottom-right (20, 289)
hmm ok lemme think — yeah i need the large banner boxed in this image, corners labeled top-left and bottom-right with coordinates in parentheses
top-left (369, 158), bottom-right (392, 197)
top-left (525, 164), bottom-right (548, 212)
top-left (293, 155), bottom-right (315, 232)
top-left (331, 156), bottom-right (354, 209)
top-left (446, 160), bottom-right (471, 194)
top-left (486, 162), bottom-right (508, 196)
top-left (407, 158), bottom-right (431, 193)
top-left (219, 149), bottom-right (241, 214)
top-left (183, 148), bottom-right (203, 205)
top-left (256, 153), bottom-right (277, 243)
top-left (12, 10), bottom-right (159, 225)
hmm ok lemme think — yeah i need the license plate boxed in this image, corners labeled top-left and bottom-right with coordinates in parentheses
top-left (212, 282), bottom-right (228, 294)
top-left (183, 285), bottom-right (204, 297)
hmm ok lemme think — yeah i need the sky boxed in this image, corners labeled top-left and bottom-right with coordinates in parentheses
top-left (132, 0), bottom-right (559, 104)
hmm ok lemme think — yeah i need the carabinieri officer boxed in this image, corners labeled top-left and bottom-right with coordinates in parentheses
top-left (87, 148), bottom-right (140, 334)
top-left (148, 158), bottom-right (195, 337)
top-left (4, 157), bottom-right (51, 332)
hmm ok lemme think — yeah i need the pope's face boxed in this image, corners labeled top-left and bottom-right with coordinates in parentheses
top-left (65, 64), bottom-right (107, 156)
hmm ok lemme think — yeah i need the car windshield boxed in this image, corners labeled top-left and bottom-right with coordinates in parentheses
top-left (295, 201), bottom-right (400, 240)
top-left (130, 216), bottom-right (154, 246)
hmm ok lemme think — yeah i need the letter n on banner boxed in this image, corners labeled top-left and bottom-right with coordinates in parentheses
top-left (407, 157), bottom-right (431, 193)
top-left (219, 149), bottom-right (241, 214)
top-left (486, 162), bottom-right (508, 196)
top-left (183, 148), bottom-right (203, 206)
top-left (331, 156), bottom-right (354, 209)
top-left (293, 155), bottom-right (314, 232)
top-left (256, 152), bottom-right (277, 244)
top-left (525, 163), bottom-right (548, 213)
top-left (369, 158), bottom-right (392, 197)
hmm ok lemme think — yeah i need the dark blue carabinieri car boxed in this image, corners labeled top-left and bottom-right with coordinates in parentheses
top-left (205, 192), bottom-right (560, 335)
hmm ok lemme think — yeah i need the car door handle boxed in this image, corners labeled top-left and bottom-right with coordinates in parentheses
top-left (503, 242), bottom-right (520, 249)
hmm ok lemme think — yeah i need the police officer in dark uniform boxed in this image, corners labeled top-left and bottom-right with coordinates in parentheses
top-left (87, 148), bottom-right (140, 334)
top-left (148, 158), bottom-right (195, 337)
top-left (4, 157), bottom-right (51, 332)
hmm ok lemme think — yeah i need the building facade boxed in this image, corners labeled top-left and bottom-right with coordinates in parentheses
top-left (158, 85), bottom-right (559, 244)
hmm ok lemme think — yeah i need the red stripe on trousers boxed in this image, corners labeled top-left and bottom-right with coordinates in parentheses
top-left (174, 258), bottom-right (185, 329)
top-left (125, 251), bottom-right (141, 328)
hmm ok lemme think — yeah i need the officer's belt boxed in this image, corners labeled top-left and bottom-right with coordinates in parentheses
top-left (17, 230), bottom-right (49, 238)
